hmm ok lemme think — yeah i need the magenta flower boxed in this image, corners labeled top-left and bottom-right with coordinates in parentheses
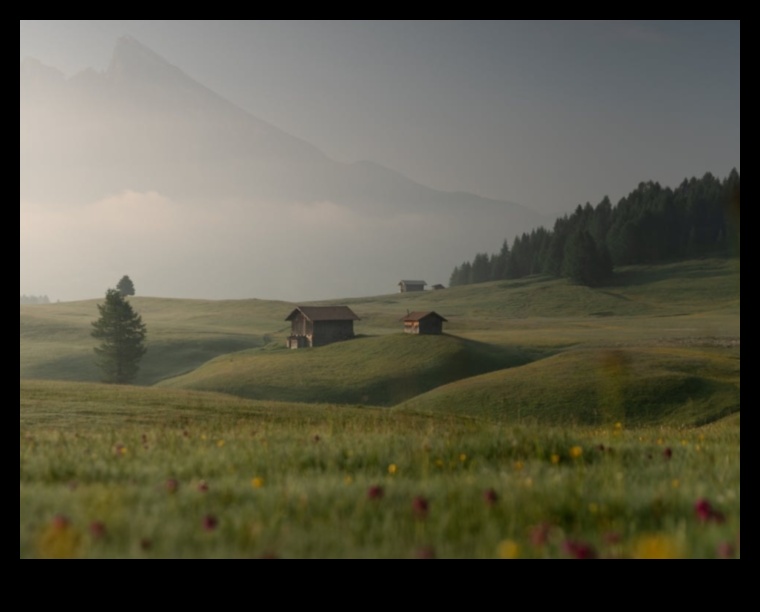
top-left (694, 498), bottom-right (726, 523)
top-left (412, 495), bottom-right (430, 519)
top-left (197, 480), bottom-right (209, 493)
top-left (483, 488), bottom-right (499, 506)
top-left (663, 447), bottom-right (673, 459)
top-left (165, 478), bottom-right (179, 494)
top-left (367, 485), bottom-right (384, 500)
top-left (562, 539), bottom-right (597, 559)
top-left (202, 514), bottom-right (218, 531)
top-left (89, 521), bottom-right (107, 539)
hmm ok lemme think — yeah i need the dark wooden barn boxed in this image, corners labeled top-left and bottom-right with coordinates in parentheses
top-left (398, 280), bottom-right (427, 293)
top-left (285, 305), bottom-right (360, 348)
top-left (401, 311), bottom-right (448, 335)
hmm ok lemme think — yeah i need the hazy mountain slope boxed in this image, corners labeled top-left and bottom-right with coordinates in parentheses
top-left (20, 36), bottom-right (548, 302)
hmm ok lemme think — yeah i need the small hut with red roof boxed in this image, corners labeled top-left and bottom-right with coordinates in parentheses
top-left (400, 311), bottom-right (448, 335)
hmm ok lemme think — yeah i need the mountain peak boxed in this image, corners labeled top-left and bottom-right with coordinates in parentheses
top-left (108, 35), bottom-right (182, 84)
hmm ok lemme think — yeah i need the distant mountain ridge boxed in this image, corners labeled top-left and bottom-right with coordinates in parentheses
top-left (20, 36), bottom-right (550, 301)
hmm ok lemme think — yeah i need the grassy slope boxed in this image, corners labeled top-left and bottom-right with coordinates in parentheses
top-left (156, 333), bottom-right (537, 406)
top-left (20, 296), bottom-right (293, 384)
top-left (20, 379), bottom-right (374, 431)
top-left (393, 345), bottom-right (740, 427)
top-left (21, 257), bottom-right (740, 425)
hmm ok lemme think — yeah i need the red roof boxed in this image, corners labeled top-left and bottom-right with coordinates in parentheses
top-left (285, 306), bottom-right (360, 322)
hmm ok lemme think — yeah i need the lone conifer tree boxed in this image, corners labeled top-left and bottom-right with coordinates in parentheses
top-left (91, 288), bottom-right (147, 384)
top-left (116, 275), bottom-right (136, 296)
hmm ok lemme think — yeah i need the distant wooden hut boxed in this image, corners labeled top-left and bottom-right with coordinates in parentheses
top-left (398, 280), bottom-right (427, 293)
top-left (432, 284), bottom-right (446, 290)
top-left (400, 311), bottom-right (448, 335)
top-left (285, 306), bottom-right (360, 348)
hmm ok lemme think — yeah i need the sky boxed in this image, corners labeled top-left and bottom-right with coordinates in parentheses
top-left (20, 20), bottom-right (740, 302)
top-left (20, 20), bottom-right (740, 213)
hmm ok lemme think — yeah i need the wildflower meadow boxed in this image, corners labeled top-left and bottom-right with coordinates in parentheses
top-left (20, 382), bottom-right (739, 559)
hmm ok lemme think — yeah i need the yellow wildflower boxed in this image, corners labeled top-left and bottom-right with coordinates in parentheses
top-left (631, 534), bottom-right (683, 559)
top-left (497, 539), bottom-right (521, 559)
top-left (569, 446), bottom-right (583, 459)
top-left (36, 517), bottom-right (82, 559)
top-left (251, 477), bottom-right (264, 489)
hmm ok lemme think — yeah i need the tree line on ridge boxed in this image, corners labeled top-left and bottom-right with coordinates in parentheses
top-left (449, 169), bottom-right (740, 288)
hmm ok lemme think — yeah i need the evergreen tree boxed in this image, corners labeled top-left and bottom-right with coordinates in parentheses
top-left (445, 170), bottom-right (739, 286)
top-left (449, 265), bottom-right (461, 287)
top-left (116, 275), bottom-right (136, 297)
top-left (492, 239), bottom-right (510, 280)
top-left (471, 252), bottom-right (491, 283)
top-left (563, 230), bottom-right (612, 287)
top-left (91, 288), bottom-right (147, 384)
top-left (543, 217), bottom-right (570, 276)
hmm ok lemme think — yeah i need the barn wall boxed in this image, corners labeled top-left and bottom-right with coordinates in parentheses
top-left (418, 319), bottom-right (443, 334)
top-left (290, 313), bottom-right (314, 336)
top-left (404, 321), bottom-right (419, 334)
top-left (312, 320), bottom-right (355, 346)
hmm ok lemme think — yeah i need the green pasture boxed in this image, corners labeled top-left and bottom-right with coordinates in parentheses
top-left (20, 257), bottom-right (740, 558)
top-left (20, 380), bottom-right (739, 559)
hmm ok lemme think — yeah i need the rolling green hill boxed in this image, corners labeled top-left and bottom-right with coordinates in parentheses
top-left (156, 333), bottom-right (537, 406)
top-left (21, 257), bottom-right (739, 424)
top-left (393, 345), bottom-right (739, 427)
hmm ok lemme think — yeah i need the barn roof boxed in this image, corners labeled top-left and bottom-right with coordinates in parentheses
top-left (399, 280), bottom-right (427, 285)
top-left (400, 311), bottom-right (448, 322)
top-left (285, 306), bottom-right (360, 322)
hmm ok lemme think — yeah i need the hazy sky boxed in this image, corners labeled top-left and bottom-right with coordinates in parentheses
top-left (20, 20), bottom-right (739, 214)
top-left (20, 20), bottom-right (740, 303)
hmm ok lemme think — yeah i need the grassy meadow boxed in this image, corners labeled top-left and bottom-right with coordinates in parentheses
top-left (20, 257), bottom-right (740, 558)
